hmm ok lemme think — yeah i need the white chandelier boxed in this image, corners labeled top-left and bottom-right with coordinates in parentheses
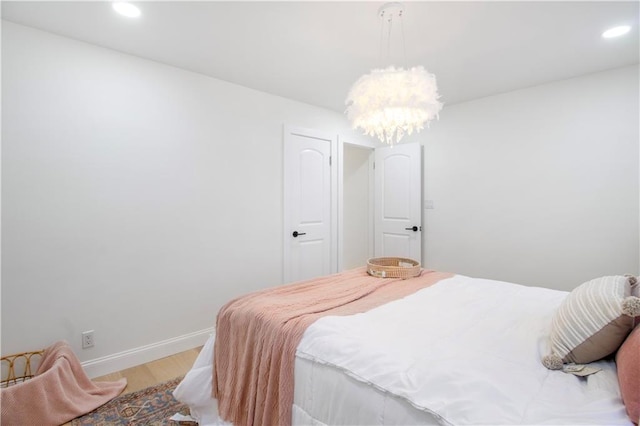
top-left (345, 3), bottom-right (442, 146)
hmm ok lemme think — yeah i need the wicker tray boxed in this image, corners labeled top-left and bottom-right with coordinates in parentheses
top-left (1, 350), bottom-right (44, 388)
top-left (367, 257), bottom-right (421, 279)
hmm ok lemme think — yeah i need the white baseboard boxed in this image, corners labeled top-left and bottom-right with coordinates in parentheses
top-left (81, 327), bottom-right (215, 379)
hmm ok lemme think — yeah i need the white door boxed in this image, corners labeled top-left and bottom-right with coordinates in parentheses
top-left (374, 143), bottom-right (422, 260)
top-left (284, 126), bottom-right (337, 283)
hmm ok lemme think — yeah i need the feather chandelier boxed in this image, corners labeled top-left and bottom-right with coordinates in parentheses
top-left (345, 3), bottom-right (442, 146)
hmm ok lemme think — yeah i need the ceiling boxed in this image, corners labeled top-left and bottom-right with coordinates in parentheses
top-left (2, 1), bottom-right (639, 112)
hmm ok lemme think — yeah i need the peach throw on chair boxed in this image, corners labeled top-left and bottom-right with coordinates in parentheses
top-left (1, 340), bottom-right (126, 426)
top-left (213, 267), bottom-right (452, 426)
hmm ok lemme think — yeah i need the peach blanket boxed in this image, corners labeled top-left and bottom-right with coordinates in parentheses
top-left (1, 341), bottom-right (126, 426)
top-left (213, 267), bottom-right (452, 426)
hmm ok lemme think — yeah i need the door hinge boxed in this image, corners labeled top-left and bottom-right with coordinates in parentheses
top-left (329, 156), bottom-right (332, 166)
top-left (373, 161), bottom-right (376, 170)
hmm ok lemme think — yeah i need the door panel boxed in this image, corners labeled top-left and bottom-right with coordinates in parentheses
top-left (284, 127), bottom-right (336, 283)
top-left (299, 150), bottom-right (325, 223)
top-left (382, 233), bottom-right (412, 258)
top-left (296, 239), bottom-right (325, 281)
top-left (382, 155), bottom-right (412, 219)
top-left (374, 143), bottom-right (422, 260)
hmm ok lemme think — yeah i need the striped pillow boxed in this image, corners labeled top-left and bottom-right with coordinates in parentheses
top-left (542, 275), bottom-right (640, 370)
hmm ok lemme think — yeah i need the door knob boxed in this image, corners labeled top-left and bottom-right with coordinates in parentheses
top-left (405, 226), bottom-right (419, 232)
top-left (292, 231), bottom-right (307, 238)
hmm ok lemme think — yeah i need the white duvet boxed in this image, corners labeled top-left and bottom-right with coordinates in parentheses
top-left (296, 275), bottom-right (631, 425)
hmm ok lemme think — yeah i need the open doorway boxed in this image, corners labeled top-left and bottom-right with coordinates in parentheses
top-left (338, 140), bottom-right (423, 271)
top-left (340, 143), bottom-right (374, 270)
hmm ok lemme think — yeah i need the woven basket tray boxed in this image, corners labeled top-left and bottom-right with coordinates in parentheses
top-left (367, 257), bottom-right (421, 279)
top-left (1, 350), bottom-right (44, 388)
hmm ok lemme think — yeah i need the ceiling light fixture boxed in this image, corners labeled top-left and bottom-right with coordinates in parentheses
top-left (112, 2), bottom-right (141, 18)
top-left (602, 25), bottom-right (631, 39)
top-left (345, 2), bottom-right (442, 146)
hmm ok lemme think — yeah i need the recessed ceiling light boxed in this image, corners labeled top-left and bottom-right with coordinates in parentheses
top-left (602, 25), bottom-right (631, 39)
top-left (112, 2), bottom-right (141, 18)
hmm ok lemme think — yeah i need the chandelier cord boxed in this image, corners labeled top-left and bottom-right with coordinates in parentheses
top-left (400, 11), bottom-right (407, 68)
top-left (387, 13), bottom-right (393, 63)
top-left (379, 12), bottom-right (384, 66)
top-left (379, 8), bottom-right (407, 68)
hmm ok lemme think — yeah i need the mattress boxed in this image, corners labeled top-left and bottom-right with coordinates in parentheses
top-left (293, 356), bottom-right (441, 425)
top-left (173, 335), bottom-right (441, 426)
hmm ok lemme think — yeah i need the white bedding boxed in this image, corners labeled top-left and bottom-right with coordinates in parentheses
top-left (173, 334), bottom-right (229, 426)
top-left (297, 275), bottom-right (631, 425)
top-left (292, 356), bottom-right (442, 425)
top-left (174, 275), bottom-right (632, 425)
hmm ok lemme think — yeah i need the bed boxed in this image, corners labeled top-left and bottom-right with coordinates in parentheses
top-left (174, 268), bottom-right (636, 426)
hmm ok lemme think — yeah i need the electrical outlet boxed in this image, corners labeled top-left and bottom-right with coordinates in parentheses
top-left (82, 330), bottom-right (95, 349)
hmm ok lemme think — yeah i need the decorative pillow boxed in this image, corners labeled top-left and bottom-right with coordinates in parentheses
top-left (617, 324), bottom-right (640, 424)
top-left (542, 275), bottom-right (640, 370)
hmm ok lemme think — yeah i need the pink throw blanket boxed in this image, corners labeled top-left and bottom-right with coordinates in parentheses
top-left (213, 267), bottom-right (452, 426)
top-left (1, 341), bottom-right (126, 426)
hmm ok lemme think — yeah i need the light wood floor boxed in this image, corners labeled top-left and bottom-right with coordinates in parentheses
top-left (93, 346), bottom-right (202, 395)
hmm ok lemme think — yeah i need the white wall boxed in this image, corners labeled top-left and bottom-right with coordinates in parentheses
top-left (1, 22), bottom-right (360, 367)
top-left (3, 20), bottom-right (639, 370)
top-left (343, 144), bottom-right (371, 269)
top-left (423, 65), bottom-right (640, 290)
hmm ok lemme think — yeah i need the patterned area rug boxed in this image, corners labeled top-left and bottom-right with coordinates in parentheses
top-left (71, 376), bottom-right (197, 425)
